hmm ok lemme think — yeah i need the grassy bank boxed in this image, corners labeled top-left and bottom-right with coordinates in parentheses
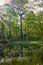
top-left (0, 57), bottom-right (42, 65)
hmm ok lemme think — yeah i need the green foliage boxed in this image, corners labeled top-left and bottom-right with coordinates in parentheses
top-left (22, 11), bottom-right (43, 40)
top-left (0, 2), bottom-right (43, 41)
top-left (16, 0), bottom-right (28, 4)
top-left (3, 48), bottom-right (8, 57)
top-left (0, 41), bottom-right (43, 65)
top-left (4, 4), bottom-right (17, 17)
top-left (0, 57), bottom-right (42, 65)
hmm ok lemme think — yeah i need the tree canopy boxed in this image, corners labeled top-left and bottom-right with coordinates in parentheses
top-left (0, 0), bottom-right (43, 41)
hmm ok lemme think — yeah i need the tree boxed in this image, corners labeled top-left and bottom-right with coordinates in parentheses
top-left (3, 4), bottom-right (17, 39)
top-left (9, 0), bottom-right (42, 40)
top-left (0, 0), bottom-right (43, 41)
top-left (22, 11), bottom-right (36, 40)
top-left (9, 0), bottom-right (28, 39)
top-left (36, 11), bottom-right (43, 40)
top-left (22, 11), bottom-right (43, 41)
top-left (9, 16), bottom-right (19, 40)
top-left (0, 14), bottom-right (6, 39)
top-left (0, 4), bottom-right (18, 40)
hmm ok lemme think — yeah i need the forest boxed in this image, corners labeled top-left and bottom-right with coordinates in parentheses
top-left (0, 6), bottom-right (43, 41)
top-left (0, 0), bottom-right (43, 41)
top-left (0, 0), bottom-right (43, 65)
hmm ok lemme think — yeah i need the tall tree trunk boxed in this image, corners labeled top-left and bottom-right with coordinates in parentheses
top-left (20, 15), bottom-right (23, 39)
top-left (8, 24), bottom-right (11, 39)
top-left (1, 24), bottom-right (5, 39)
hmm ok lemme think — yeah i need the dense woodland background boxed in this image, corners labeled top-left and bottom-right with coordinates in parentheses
top-left (0, 0), bottom-right (43, 41)
top-left (0, 0), bottom-right (43, 65)
top-left (0, 6), bottom-right (43, 41)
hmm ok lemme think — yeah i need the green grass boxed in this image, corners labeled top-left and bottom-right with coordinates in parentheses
top-left (0, 41), bottom-right (43, 65)
top-left (10, 41), bottom-right (43, 46)
top-left (0, 57), bottom-right (41, 65)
